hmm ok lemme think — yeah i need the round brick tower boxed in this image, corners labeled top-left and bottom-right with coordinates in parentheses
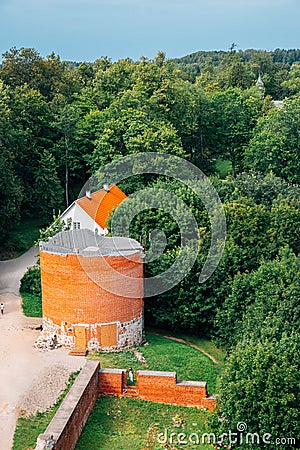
top-left (39, 229), bottom-right (144, 351)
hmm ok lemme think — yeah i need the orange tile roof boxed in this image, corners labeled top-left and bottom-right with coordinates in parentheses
top-left (76, 184), bottom-right (127, 229)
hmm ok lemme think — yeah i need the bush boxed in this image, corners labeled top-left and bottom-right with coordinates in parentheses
top-left (20, 265), bottom-right (41, 296)
top-left (21, 292), bottom-right (42, 317)
top-left (5, 234), bottom-right (27, 252)
top-left (20, 265), bottom-right (42, 317)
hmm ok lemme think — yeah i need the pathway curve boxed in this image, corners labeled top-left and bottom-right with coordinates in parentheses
top-left (149, 332), bottom-right (219, 365)
top-left (0, 245), bottom-right (39, 295)
top-left (0, 248), bottom-right (84, 450)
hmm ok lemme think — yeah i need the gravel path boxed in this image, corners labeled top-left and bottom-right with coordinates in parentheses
top-left (0, 248), bottom-right (84, 450)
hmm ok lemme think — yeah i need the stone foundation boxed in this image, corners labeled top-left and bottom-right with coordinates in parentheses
top-left (117, 315), bottom-right (144, 348)
top-left (38, 315), bottom-right (144, 352)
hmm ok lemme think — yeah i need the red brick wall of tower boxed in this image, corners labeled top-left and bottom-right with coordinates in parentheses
top-left (40, 251), bottom-right (143, 326)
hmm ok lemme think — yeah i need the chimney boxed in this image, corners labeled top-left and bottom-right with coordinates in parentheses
top-left (103, 183), bottom-right (110, 192)
top-left (86, 190), bottom-right (92, 200)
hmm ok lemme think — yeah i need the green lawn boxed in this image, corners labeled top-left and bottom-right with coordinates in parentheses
top-left (20, 292), bottom-right (42, 317)
top-left (0, 217), bottom-right (46, 260)
top-left (75, 396), bottom-right (214, 450)
top-left (172, 334), bottom-right (226, 366)
top-left (89, 333), bottom-right (223, 394)
top-left (13, 372), bottom-right (79, 450)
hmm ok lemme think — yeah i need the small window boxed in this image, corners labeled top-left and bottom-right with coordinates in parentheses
top-left (73, 222), bottom-right (81, 230)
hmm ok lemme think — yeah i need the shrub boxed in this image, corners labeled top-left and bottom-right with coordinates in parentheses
top-left (20, 265), bottom-right (41, 296)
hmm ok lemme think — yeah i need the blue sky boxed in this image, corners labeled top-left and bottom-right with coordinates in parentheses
top-left (0, 0), bottom-right (299, 62)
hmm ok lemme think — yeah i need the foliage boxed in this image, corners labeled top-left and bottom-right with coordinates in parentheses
top-left (20, 265), bottom-right (41, 297)
top-left (33, 150), bottom-right (64, 219)
top-left (210, 88), bottom-right (262, 176)
top-left (20, 292), bottom-right (42, 317)
top-left (0, 81), bottom-right (23, 243)
top-left (0, 218), bottom-right (46, 260)
top-left (36, 212), bottom-right (71, 244)
top-left (245, 96), bottom-right (300, 184)
top-left (235, 172), bottom-right (300, 208)
top-left (215, 248), bottom-right (300, 350)
top-left (211, 248), bottom-right (300, 449)
top-left (20, 264), bottom-right (42, 317)
top-left (216, 331), bottom-right (300, 450)
top-left (0, 45), bottom-right (298, 450)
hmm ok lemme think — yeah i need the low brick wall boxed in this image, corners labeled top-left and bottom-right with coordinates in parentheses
top-left (35, 365), bottom-right (215, 449)
top-left (99, 368), bottom-right (216, 410)
top-left (137, 370), bottom-right (215, 409)
top-left (98, 368), bottom-right (126, 395)
top-left (35, 360), bottom-right (100, 450)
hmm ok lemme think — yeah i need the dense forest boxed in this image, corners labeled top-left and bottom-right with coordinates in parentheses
top-left (1, 46), bottom-right (299, 448)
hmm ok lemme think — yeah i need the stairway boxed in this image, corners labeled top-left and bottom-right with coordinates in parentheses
top-left (122, 385), bottom-right (139, 397)
top-left (68, 348), bottom-right (87, 357)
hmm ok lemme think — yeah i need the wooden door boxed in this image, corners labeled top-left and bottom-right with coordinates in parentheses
top-left (75, 326), bottom-right (86, 349)
top-left (100, 324), bottom-right (117, 347)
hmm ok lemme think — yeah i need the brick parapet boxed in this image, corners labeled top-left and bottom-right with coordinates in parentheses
top-left (99, 369), bottom-right (216, 410)
top-left (35, 360), bottom-right (100, 450)
top-left (36, 365), bottom-right (216, 449)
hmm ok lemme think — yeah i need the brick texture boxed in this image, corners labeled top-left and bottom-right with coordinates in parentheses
top-left (98, 368), bottom-right (126, 395)
top-left (40, 251), bottom-right (144, 349)
top-left (98, 369), bottom-right (216, 410)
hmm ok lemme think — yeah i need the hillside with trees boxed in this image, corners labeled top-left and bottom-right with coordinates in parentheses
top-left (1, 46), bottom-right (299, 448)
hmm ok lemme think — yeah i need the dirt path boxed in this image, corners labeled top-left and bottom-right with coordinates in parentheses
top-left (149, 332), bottom-right (219, 365)
top-left (0, 248), bottom-right (84, 450)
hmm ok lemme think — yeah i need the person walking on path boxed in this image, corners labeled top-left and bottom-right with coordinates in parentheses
top-left (129, 368), bottom-right (134, 385)
top-left (0, 303), bottom-right (4, 315)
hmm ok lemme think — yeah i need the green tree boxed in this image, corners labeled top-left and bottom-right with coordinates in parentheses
top-left (281, 61), bottom-right (300, 96)
top-left (0, 47), bottom-right (79, 101)
top-left (217, 330), bottom-right (300, 450)
top-left (0, 148), bottom-right (23, 243)
top-left (245, 96), bottom-right (300, 183)
top-left (0, 81), bottom-right (23, 242)
top-left (215, 249), bottom-right (300, 349)
top-left (33, 150), bottom-right (64, 219)
top-left (7, 85), bottom-right (53, 212)
top-left (223, 198), bottom-right (270, 270)
top-left (210, 88), bottom-right (262, 176)
top-left (50, 95), bottom-right (83, 206)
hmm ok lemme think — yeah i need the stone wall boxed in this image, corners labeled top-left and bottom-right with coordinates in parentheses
top-left (37, 315), bottom-right (144, 351)
top-left (35, 360), bottom-right (100, 450)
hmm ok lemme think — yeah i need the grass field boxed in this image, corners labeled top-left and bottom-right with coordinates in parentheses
top-left (20, 292), bottom-right (42, 317)
top-left (168, 333), bottom-right (226, 366)
top-left (0, 217), bottom-right (46, 260)
top-left (89, 333), bottom-right (224, 394)
top-left (75, 396), bottom-right (214, 450)
top-left (12, 372), bottom-right (79, 450)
